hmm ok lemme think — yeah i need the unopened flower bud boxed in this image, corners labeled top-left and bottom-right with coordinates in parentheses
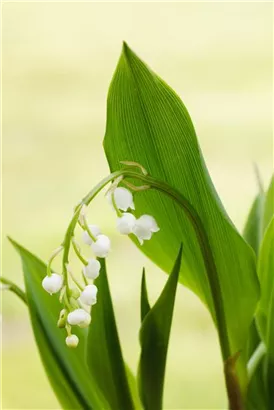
top-left (42, 273), bottom-right (63, 295)
top-left (108, 187), bottom-right (135, 211)
top-left (133, 215), bottom-right (160, 245)
top-left (116, 213), bottom-right (136, 234)
top-left (83, 259), bottom-right (101, 279)
top-left (67, 308), bottom-right (91, 328)
top-left (70, 288), bottom-right (81, 299)
top-left (66, 334), bottom-right (79, 348)
top-left (91, 234), bottom-right (111, 258)
top-left (57, 309), bottom-right (68, 328)
top-left (80, 285), bottom-right (98, 306)
top-left (82, 225), bottom-right (101, 245)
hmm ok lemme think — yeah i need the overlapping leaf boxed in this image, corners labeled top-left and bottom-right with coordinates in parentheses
top-left (138, 246), bottom-right (182, 410)
top-left (9, 238), bottom-right (109, 410)
top-left (103, 43), bottom-right (259, 361)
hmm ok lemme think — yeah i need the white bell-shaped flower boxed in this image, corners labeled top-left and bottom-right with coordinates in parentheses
top-left (66, 334), bottom-right (79, 348)
top-left (67, 308), bottom-right (91, 328)
top-left (42, 273), bottom-right (63, 295)
top-left (82, 225), bottom-right (101, 245)
top-left (80, 284), bottom-right (98, 306)
top-left (116, 213), bottom-right (136, 235)
top-left (83, 258), bottom-right (101, 279)
top-left (108, 187), bottom-right (135, 211)
top-left (133, 215), bottom-right (160, 245)
top-left (91, 234), bottom-right (111, 258)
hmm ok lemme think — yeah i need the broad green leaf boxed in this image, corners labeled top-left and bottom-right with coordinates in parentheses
top-left (138, 246), bottom-right (182, 410)
top-left (263, 176), bottom-right (274, 232)
top-left (257, 218), bottom-right (274, 339)
top-left (103, 43), bottom-right (259, 362)
top-left (9, 238), bottom-right (108, 410)
top-left (86, 258), bottom-right (137, 410)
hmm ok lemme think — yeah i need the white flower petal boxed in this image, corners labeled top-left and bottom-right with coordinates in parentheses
top-left (82, 225), bottom-right (101, 245)
top-left (83, 259), bottom-right (101, 279)
top-left (132, 214), bottom-right (159, 244)
top-left (80, 284), bottom-right (98, 306)
top-left (137, 215), bottom-right (160, 232)
top-left (91, 234), bottom-right (111, 258)
top-left (42, 273), bottom-right (63, 295)
top-left (116, 213), bottom-right (136, 235)
top-left (133, 224), bottom-right (152, 241)
top-left (67, 308), bottom-right (91, 328)
top-left (113, 187), bottom-right (135, 211)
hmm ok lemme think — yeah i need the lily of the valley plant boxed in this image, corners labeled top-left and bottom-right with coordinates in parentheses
top-left (2, 43), bottom-right (273, 410)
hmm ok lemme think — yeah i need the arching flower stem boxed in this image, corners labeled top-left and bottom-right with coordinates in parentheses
top-left (62, 168), bottom-right (230, 360)
top-left (71, 238), bottom-right (88, 266)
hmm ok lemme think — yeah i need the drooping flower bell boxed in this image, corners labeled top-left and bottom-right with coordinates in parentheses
top-left (67, 308), bottom-right (91, 328)
top-left (83, 258), bottom-right (101, 279)
top-left (79, 284), bottom-right (98, 306)
top-left (91, 234), bottom-right (111, 258)
top-left (66, 334), bottom-right (79, 348)
top-left (42, 273), bottom-right (63, 295)
top-left (133, 215), bottom-right (160, 245)
top-left (116, 212), bottom-right (136, 234)
top-left (108, 187), bottom-right (135, 211)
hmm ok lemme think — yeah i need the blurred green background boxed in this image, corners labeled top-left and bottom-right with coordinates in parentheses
top-left (2, 2), bottom-right (272, 409)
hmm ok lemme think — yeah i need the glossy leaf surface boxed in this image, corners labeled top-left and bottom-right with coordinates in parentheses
top-left (103, 43), bottom-right (259, 359)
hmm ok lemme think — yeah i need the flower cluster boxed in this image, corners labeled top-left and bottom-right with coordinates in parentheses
top-left (109, 187), bottom-right (160, 245)
top-left (42, 182), bottom-right (159, 348)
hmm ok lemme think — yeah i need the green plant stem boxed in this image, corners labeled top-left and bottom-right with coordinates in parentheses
top-left (61, 170), bottom-right (126, 297)
top-left (71, 239), bottom-right (88, 266)
top-left (124, 171), bottom-right (231, 360)
top-left (247, 342), bottom-right (266, 381)
top-left (0, 277), bottom-right (27, 304)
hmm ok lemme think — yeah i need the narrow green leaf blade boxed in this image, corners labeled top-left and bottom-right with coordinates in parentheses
top-left (257, 218), bottom-right (274, 339)
top-left (0, 276), bottom-right (27, 304)
top-left (103, 43), bottom-right (259, 361)
top-left (9, 238), bottom-right (107, 410)
top-left (265, 288), bottom-right (274, 405)
top-left (243, 191), bottom-right (265, 257)
top-left (86, 258), bottom-right (136, 410)
top-left (263, 176), bottom-right (274, 232)
top-left (257, 217), bottom-right (274, 404)
top-left (242, 192), bottom-right (264, 360)
top-left (138, 245), bottom-right (182, 410)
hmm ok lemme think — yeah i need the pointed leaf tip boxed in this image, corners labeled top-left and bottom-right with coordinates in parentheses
top-left (140, 268), bottom-right (151, 322)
